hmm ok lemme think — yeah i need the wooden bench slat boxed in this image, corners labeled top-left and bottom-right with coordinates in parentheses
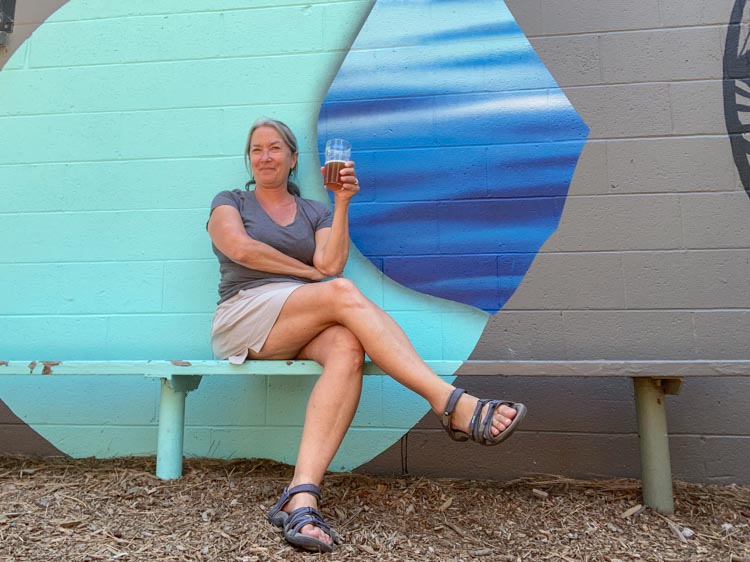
top-left (454, 360), bottom-right (750, 377)
top-left (0, 360), bottom-right (462, 377)
top-left (2, 359), bottom-right (750, 377)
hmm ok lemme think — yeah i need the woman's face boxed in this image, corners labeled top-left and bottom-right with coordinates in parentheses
top-left (249, 126), bottom-right (298, 189)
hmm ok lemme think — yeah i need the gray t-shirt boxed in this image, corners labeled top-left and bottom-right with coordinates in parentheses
top-left (210, 189), bottom-right (333, 303)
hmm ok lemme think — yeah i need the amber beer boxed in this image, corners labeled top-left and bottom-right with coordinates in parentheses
top-left (323, 138), bottom-right (351, 190)
top-left (324, 159), bottom-right (346, 189)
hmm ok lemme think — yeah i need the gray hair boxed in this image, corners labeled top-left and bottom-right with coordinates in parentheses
top-left (244, 117), bottom-right (301, 197)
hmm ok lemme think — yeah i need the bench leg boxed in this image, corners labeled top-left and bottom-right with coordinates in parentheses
top-left (156, 379), bottom-right (187, 479)
top-left (156, 376), bottom-right (202, 480)
top-left (633, 378), bottom-right (675, 515)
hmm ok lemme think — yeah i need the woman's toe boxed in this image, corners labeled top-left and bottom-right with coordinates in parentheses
top-left (303, 524), bottom-right (331, 546)
top-left (498, 404), bottom-right (517, 419)
top-left (491, 406), bottom-right (518, 434)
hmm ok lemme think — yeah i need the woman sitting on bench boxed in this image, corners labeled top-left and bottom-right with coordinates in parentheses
top-left (206, 117), bottom-right (526, 553)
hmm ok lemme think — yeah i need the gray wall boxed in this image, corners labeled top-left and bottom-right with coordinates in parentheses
top-left (495, 1), bottom-right (750, 361)
top-left (363, 0), bottom-right (750, 485)
top-left (473, 0), bottom-right (749, 483)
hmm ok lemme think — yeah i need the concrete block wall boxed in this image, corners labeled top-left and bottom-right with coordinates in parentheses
top-left (0, 0), bottom-right (489, 473)
top-left (1, 0), bottom-right (748, 484)
top-left (489, 0), bottom-right (750, 358)
top-left (457, 0), bottom-right (749, 483)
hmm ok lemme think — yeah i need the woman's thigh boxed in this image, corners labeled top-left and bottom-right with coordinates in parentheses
top-left (246, 279), bottom-right (351, 360)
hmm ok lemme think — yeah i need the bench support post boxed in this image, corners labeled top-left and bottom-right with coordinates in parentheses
top-left (156, 376), bottom-right (202, 480)
top-left (633, 377), bottom-right (678, 515)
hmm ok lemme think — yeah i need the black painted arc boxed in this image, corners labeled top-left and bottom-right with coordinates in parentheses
top-left (724, 0), bottom-right (750, 197)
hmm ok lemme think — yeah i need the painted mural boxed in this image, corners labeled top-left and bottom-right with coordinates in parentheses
top-left (319, 0), bottom-right (587, 312)
top-left (0, 0), bottom-right (584, 470)
top-left (725, 0), bottom-right (750, 197)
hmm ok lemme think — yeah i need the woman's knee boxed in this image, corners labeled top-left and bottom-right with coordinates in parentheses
top-left (323, 326), bottom-right (365, 372)
top-left (324, 278), bottom-right (368, 312)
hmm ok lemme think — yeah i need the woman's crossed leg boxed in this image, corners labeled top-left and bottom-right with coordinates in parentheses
top-left (251, 278), bottom-right (520, 547)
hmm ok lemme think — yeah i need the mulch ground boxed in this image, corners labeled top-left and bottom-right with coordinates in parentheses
top-left (0, 456), bottom-right (748, 562)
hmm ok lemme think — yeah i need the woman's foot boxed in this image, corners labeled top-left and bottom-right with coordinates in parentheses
top-left (282, 491), bottom-right (334, 548)
top-left (440, 388), bottom-right (526, 445)
top-left (267, 483), bottom-right (339, 552)
top-left (452, 392), bottom-right (518, 436)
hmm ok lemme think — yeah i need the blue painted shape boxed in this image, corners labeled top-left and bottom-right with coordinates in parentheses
top-left (318, 0), bottom-right (589, 312)
top-left (385, 255), bottom-right (502, 312)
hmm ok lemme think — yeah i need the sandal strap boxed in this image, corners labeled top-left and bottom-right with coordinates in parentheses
top-left (285, 506), bottom-right (333, 536)
top-left (268, 483), bottom-right (323, 522)
top-left (441, 388), bottom-right (469, 442)
top-left (469, 398), bottom-right (489, 443)
top-left (286, 483), bottom-right (322, 500)
top-left (283, 506), bottom-right (342, 551)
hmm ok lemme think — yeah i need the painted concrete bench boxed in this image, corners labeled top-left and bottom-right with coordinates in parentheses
top-left (2, 359), bottom-right (749, 514)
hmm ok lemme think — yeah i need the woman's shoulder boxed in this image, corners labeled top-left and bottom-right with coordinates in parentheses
top-left (211, 188), bottom-right (253, 209)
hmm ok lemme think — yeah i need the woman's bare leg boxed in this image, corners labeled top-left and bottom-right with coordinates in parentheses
top-left (253, 323), bottom-right (364, 547)
top-left (291, 324), bottom-right (364, 484)
top-left (255, 279), bottom-right (518, 545)
top-left (256, 279), bottom-right (518, 438)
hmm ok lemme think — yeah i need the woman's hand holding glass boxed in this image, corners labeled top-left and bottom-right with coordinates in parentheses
top-left (321, 160), bottom-right (359, 200)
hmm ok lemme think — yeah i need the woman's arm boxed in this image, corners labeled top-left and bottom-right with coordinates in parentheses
top-left (313, 161), bottom-right (359, 277)
top-left (208, 205), bottom-right (326, 281)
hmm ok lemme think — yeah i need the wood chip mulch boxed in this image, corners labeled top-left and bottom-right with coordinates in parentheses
top-left (1, 456), bottom-right (748, 561)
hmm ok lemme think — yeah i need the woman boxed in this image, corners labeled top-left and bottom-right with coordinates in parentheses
top-left (207, 117), bottom-right (526, 552)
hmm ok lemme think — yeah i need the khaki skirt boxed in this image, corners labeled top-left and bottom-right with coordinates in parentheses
top-left (210, 281), bottom-right (304, 364)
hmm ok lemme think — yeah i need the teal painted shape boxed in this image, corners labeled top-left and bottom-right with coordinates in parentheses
top-left (1, 159), bottom-right (243, 213)
top-left (0, 262), bottom-right (164, 314)
top-left (0, 0), bottom-right (487, 469)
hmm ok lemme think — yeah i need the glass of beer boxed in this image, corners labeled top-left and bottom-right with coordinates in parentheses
top-left (324, 138), bottom-right (351, 190)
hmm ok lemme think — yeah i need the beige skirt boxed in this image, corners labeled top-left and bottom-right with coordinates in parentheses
top-left (210, 281), bottom-right (304, 364)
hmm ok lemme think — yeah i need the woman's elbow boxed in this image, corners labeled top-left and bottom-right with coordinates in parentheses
top-left (315, 264), bottom-right (344, 278)
top-left (314, 257), bottom-right (344, 278)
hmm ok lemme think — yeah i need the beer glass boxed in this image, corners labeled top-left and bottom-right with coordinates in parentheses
top-left (324, 138), bottom-right (351, 190)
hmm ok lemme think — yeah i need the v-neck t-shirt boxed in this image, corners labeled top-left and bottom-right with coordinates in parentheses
top-left (210, 189), bottom-right (333, 304)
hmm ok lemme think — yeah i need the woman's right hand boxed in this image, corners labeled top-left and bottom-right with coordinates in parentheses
top-left (321, 161), bottom-right (359, 202)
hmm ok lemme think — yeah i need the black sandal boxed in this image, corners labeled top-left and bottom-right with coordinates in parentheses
top-left (441, 388), bottom-right (526, 446)
top-left (267, 483), bottom-right (341, 552)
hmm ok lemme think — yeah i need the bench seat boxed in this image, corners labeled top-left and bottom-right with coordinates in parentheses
top-left (3, 358), bottom-right (750, 514)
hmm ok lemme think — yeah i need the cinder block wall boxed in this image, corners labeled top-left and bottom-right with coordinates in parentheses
top-left (1, 1), bottom-right (748, 483)
top-left (465, 0), bottom-right (749, 483)
top-left (363, 2), bottom-right (750, 485)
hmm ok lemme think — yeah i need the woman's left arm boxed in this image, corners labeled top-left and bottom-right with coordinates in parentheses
top-left (313, 161), bottom-right (359, 277)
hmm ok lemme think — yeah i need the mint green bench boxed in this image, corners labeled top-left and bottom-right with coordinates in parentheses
top-left (2, 358), bottom-right (749, 515)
